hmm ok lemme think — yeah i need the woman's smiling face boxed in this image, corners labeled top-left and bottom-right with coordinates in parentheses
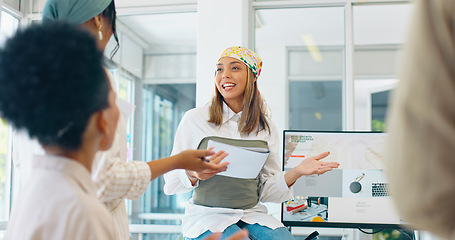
top-left (215, 57), bottom-right (248, 110)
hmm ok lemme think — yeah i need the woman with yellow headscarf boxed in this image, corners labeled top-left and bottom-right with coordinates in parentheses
top-left (164, 46), bottom-right (340, 240)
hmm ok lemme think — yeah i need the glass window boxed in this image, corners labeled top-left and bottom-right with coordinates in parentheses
top-left (371, 90), bottom-right (390, 131)
top-left (120, 11), bottom-right (198, 239)
top-left (105, 69), bottom-right (137, 221)
top-left (0, 11), bottom-right (18, 238)
top-left (0, 10), bottom-right (19, 46)
top-left (0, 118), bottom-right (10, 222)
top-left (132, 83), bottom-right (195, 240)
top-left (353, 3), bottom-right (413, 131)
top-left (119, 74), bottom-right (134, 103)
top-left (255, 7), bottom-right (345, 130)
top-left (119, 74), bottom-right (135, 161)
top-left (106, 69), bottom-right (136, 161)
top-left (254, 4), bottom-right (413, 239)
top-left (0, 10), bottom-right (18, 225)
top-left (140, 83), bottom-right (195, 210)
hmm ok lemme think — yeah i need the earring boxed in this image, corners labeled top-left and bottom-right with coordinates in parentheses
top-left (100, 135), bottom-right (108, 150)
top-left (98, 25), bottom-right (103, 41)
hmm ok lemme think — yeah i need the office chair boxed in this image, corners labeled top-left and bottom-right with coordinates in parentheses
top-left (304, 231), bottom-right (320, 240)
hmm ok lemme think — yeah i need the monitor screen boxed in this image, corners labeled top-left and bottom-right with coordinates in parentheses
top-left (281, 130), bottom-right (408, 229)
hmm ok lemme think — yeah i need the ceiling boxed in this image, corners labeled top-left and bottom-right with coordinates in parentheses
top-left (115, 0), bottom-right (196, 8)
top-left (118, 12), bottom-right (197, 54)
top-left (114, 0), bottom-right (197, 54)
top-left (113, 2), bottom-right (413, 54)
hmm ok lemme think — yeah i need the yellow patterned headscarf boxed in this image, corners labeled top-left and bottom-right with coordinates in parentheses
top-left (219, 46), bottom-right (263, 78)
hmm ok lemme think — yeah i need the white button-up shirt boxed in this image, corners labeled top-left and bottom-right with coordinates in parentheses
top-left (164, 102), bottom-right (293, 238)
top-left (6, 155), bottom-right (115, 240)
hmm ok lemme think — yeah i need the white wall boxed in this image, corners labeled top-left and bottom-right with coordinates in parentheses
top-left (196, 0), bottom-right (288, 221)
top-left (26, 0), bottom-right (144, 79)
top-left (195, 0), bottom-right (288, 150)
top-left (32, 0), bottom-right (44, 13)
top-left (105, 28), bottom-right (144, 79)
top-left (3, 0), bottom-right (20, 11)
top-left (121, 34), bottom-right (143, 78)
top-left (257, 46), bottom-right (288, 134)
top-left (196, 0), bottom-right (249, 107)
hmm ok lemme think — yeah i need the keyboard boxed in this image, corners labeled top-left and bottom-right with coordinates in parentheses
top-left (371, 183), bottom-right (391, 197)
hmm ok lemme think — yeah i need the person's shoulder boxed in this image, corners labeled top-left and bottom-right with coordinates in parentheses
top-left (182, 104), bottom-right (210, 120)
top-left (59, 196), bottom-right (113, 239)
top-left (65, 186), bottom-right (112, 229)
top-left (186, 103), bottom-right (209, 114)
top-left (7, 172), bottom-right (112, 239)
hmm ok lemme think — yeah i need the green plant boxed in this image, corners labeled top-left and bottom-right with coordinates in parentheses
top-left (372, 119), bottom-right (386, 132)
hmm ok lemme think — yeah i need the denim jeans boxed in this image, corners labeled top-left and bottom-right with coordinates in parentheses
top-left (184, 221), bottom-right (295, 240)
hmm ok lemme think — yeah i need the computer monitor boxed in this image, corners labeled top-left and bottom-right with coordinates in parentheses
top-left (281, 130), bottom-right (408, 229)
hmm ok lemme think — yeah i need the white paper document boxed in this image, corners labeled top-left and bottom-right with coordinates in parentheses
top-left (207, 140), bottom-right (269, 179)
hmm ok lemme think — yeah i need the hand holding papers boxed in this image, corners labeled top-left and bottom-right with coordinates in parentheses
top-left (206, 140), bottom-right (269, 179)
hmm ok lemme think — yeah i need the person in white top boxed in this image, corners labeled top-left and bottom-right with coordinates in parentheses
top-left (164, 46), bottom-right (340, 240)
top-left (0, 21), bottom-right (117, 240)
top-left (385, 0), bottom-right (455, 239)
top-left (39, 1), bottom-right (240, 239)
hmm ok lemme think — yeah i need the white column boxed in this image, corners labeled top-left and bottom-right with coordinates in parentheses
top-left (257, 46), bottom-right (288, 133)
top-left (196, 0), bottom-right (250, 107)
top-left (344, 1), bottom-right (355, 130)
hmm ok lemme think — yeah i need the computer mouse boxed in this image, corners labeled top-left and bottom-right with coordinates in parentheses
top-left (350, 181), bottom-right (362, 193)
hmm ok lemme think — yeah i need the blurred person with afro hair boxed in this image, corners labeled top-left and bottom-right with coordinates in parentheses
top-left (0, 21), bottom-right (118, 239)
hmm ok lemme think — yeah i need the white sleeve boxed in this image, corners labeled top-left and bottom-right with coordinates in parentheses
top-left (92, 153), bottom-right (151, 201)
top-left (163, 112), bottom-right (198, 195)
top-left (92, 115), bottom-right (151, 202)
top-left (258, 121), bottom-right (293, 203)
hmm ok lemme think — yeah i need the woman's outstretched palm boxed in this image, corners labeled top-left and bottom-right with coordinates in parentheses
top-left (294, 152), bottom-right (340, 175)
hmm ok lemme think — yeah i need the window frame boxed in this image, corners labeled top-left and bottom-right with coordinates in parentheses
top-left (0, 5), bottom-right (21, 233)
top-left (252, 0), bottom-right (411, 131)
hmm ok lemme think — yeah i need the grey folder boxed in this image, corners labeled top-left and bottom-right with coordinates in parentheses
top-left (193, 136), bottom-right (269, 209)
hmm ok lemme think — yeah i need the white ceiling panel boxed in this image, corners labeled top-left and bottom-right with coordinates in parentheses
top-left (118, 12), bottom-right (197, 53)
top-left (115, 0), bottom-right (196, 8)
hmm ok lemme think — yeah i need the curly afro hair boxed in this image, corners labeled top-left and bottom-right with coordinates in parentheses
top-left (0, 21), bottom-right (110, 151)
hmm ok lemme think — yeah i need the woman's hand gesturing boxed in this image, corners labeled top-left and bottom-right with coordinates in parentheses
top-left (284, 152), bottom-right (340, 187)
